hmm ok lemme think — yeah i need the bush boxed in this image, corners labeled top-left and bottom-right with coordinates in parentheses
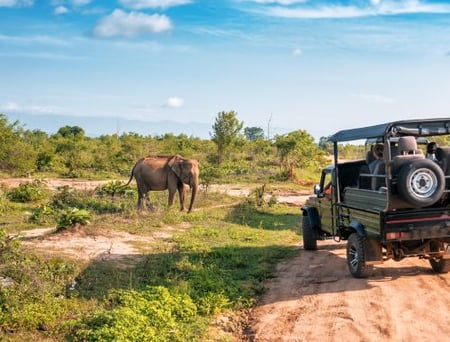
top-left (56, 208), bottom-right (91, 230)
top-left (7, 180), bottom-right (47, 203)
top-left (50, 186), bottom-right (83, 209)
top-left (0, 188), bottom-right (11, 214)
top-left (0, 228), bottom-right (78, 334)
top-left (28, 205), bottom-right (55, 225)
top-left (95, 181), bottom-right (134, 198)
top-left (72, 286), bottom-right (199, 342)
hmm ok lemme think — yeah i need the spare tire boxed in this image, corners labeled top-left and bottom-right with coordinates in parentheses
top-left (397, 159), bottom-right (445, 207)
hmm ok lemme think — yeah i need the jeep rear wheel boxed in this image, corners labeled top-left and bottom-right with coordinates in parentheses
top-left (397, 159), bottom-right (445, 208)
top-left (302, 216), bottom-right (317, 250)
top-left (346, 233), bottom-right (371, 278)
top-left (429, 258), bottom-right (450, 273)
top-left (429, 242), bottom-right (450, 273)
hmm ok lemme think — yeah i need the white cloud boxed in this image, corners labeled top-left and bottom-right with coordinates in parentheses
top-left (292, 47), bottom-right (302, 56)
top-left (72, 0), bottom-right (91, 5)
top-left (0, 0), bottom-right (33, 7)
top-left (0, 34), bottom-right (71, 46)
top-left (51, 0), bottom-right (91, 6)
top-left (248, 0), bottom-right (307, 4)
top-left (92, 9), bottom-right (172, 38)
top-left (164, 97), bottom-right (184, 108)
top-left (360, 93), bottom-right (395, 104)
top-left (263, 1), bottom-right (450, 19)
top-left (0, 102), bottom-right (63, 114)
top-left (54, 5), bottom-right (69, 14)
top-left (119, 0), bottom-right (191, 10)
top-left (0, 51), bottom-right (84, 60)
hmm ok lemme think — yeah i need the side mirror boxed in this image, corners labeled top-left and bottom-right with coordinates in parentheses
top-left (313, 184), bottom-right (321, 195)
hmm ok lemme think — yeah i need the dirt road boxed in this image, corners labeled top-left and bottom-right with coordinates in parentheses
top-left (246, 240), bottom-right (450, 342)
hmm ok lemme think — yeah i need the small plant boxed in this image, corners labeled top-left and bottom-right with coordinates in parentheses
top-left (51, 186), bottom-right (81, 209)
top-left (7, 179), bottom-right (47, 203)
top-left (72, 286), bottom-right (199, 342)
top-left (56, 208), bottom-right (91, 229)
top-left (96, 180), bottom-right (134, 198)
top-left (267, 194), bottom-right (278, 207)
top-left (0, 188), bottom-right (12, 213)
top-left (28, 205), bottom-right (55, 224)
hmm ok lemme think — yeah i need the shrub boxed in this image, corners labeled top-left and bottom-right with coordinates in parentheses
top-left (0, 228), bottom-right (78, 334)
top-left (95, 181), bottom-right (134, 198)
top-left (50, 186), bottom-right (83, 209)
top-left (56, 208), bottom-right (91, 230)
top-left (7, 180), bottom-right (47, 203)
top-left (0, 188), bottom-right (11, 213)
top-left (28, 205), bottom-right (55, 225)
top-left (71, 286), bottom-right (199, 342)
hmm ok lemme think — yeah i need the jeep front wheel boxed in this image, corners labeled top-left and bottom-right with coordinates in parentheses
top-left (346, 233), bottom-right (371, 278)
top-left (397, 159), bottom-right (445, 208)
top-left (302, 216), bottom-right (317, 250)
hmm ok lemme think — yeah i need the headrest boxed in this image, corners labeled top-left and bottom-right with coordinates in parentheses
top-left (398, 136), bottom-right (418, 155)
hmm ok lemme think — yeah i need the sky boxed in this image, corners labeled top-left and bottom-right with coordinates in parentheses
top-left (1, 0), bottom-right (450, 140)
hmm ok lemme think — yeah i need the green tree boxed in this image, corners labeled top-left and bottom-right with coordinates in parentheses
top-left (210, 110), bottom-right (244, 165)
top-left (52, 126), bottom-right (92, 177)
top-left (318, 136), bottom-right (333, 154)
top-left (275, 130), bottom-right (323, 181)
top-left (57, 125), bottom-right (85, 139)
top-left (0, 114), bottom-right (36, 175)
top-left (244, 126), bottom-right (265, 141)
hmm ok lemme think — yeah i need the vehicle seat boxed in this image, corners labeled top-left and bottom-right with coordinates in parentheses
top-left (358, 164), bottom-right (371, 189)
top-left (391, 136), bottom-right (424, 175)
top-left (371, 160), bottom-right (386, 190)
top-left (366, 150), bottom-right (375, 165)
top-left (436, 147), bottom-right (450, 188)
top-left (436, 147), bottom-right (450, 173)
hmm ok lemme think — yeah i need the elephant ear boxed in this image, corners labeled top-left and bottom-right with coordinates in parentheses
top-left (168, 155), bottom-right (184, 179)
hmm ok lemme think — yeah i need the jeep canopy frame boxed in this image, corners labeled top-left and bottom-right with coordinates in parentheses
top-left (328, 118), bottom-right (450, 207)
top-left (329, 118), bottom-right (450, 143)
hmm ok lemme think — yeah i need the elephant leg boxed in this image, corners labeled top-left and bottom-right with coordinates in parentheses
top-left (178, 182), bottom-right (186, 211)
top-left (137, 191), bottom-right (145, 211)
top-left (168, 188), bottom-right (177, 208)
top-left (144, 192), bottom-right (155, 211)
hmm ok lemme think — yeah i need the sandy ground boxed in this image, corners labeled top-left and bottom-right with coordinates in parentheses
top-left (4, 178), bottom-right (449, 341)
top-left (246, 240), bottom-right (450, 342)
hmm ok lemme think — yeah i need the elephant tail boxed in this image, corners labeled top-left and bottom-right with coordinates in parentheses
top-left (124, 161), bottom-right (138, 186)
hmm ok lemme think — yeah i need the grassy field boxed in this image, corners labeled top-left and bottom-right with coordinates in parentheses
top-left (0, 181), bottom-right (303, 341)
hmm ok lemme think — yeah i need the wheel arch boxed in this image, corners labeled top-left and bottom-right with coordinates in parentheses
top-left (348, 220), bottom-right (365, 237)
top-left (301, 206), bottom-right (321, 229)
top-left (347, 221), bottom-right (383, 264)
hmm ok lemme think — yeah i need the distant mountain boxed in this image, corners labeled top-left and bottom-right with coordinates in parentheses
top-left (5, 112), bottom-right (212, 138)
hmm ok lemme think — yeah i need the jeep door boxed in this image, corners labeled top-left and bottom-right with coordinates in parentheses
top-left (315, 168), bottom-right (335, 235)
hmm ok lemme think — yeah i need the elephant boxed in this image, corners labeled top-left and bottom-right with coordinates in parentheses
top-left (125, 154), bottom-right (199, 213)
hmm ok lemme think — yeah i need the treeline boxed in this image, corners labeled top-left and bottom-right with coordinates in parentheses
top-left (0, 111), bottom-right (362, 182)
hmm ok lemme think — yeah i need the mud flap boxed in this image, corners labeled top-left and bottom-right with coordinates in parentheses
top-left (365, 238), bottom-right (383, 265)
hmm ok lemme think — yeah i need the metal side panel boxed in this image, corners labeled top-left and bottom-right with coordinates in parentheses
top-left (343, 188), bottom-right (387, 212)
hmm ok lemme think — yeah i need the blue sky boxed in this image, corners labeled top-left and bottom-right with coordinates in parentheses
top-left (1, 0), bottom-right (450, 139)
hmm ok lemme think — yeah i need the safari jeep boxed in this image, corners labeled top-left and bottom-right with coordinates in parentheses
top-left (301, 118), bottom-right (450, 278)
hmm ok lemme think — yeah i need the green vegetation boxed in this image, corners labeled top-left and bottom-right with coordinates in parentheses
top-left (0, 113), bottom-right (333, 182)
top-left (0, 186), bottom-right (300, 341)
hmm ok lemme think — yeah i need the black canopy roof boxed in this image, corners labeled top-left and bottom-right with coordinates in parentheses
top-left (328, 118), bottom-right (450, 143)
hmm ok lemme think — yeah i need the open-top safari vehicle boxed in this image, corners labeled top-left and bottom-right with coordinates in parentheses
top-left (301, 118), bottom-right (450, 278)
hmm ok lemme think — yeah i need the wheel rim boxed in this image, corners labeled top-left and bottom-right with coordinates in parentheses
top-left (349, 245), bottom-right (359, 271)
top-left (408, 168), bottom-right (438, 198)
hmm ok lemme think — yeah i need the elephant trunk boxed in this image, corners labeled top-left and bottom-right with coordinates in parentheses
top-left (188, 182), bottom-right (198, 213)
